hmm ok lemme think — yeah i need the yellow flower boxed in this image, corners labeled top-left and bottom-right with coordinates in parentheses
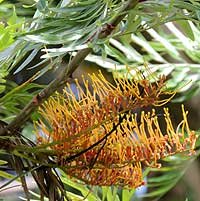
top-left (35, 68), bottom-right (197, 188)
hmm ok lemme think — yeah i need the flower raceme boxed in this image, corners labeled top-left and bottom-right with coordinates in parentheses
top-left (35, 68), bottom-right (197, 189)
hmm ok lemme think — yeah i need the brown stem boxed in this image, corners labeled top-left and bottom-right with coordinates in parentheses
top-left (0, 0), bottom-right (139, 135)
top-left (6, 48), bottom-right (91, 132)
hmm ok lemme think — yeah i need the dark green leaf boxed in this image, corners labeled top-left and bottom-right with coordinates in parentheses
top-left (36, 0), bottom-right (48, 13)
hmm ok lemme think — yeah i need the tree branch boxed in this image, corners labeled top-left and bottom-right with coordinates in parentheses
top-left (0, 0), bottom-right (139, 135)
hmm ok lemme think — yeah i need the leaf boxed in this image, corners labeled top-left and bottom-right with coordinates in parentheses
top-left (131, 34), bottom-right (166, 63)
top-left (109, 38), bottom-right (143, 62)
top-left (147, 172), bottom-right (181, 184)
top-left (122, 189), bottom-right (134, 201)
top-left (112, 187), bottom-right (120, 201)
top-left (0, 170), bottom-right (19, 182)
top-left (140, 156), bottom-right (195, 199)
top-left (60, 0), bottom-right (71, 8)
top-left (0, 160), bottom-right (7, 165)
top-left (172, 86), bottom-right (200, 102)
top-left (104, 44), bottom-right (128, 64)
top-left (102, 187), bottom-right (113, 201)
top-left (50, 6), bottom-right (89, 14)
top-left (36, 0), bottom-right (48, 13)
top-left (127, 12), bottom-right (142, 35)
top-left (7, 7), bottom-right (17, 26)
top-left (13, 49), bottom-right (39, 74)
top-left (176, 20), bottom-right (195, 41)
top-left (61, 172), bottom-right (101, 201)
top-left (142, 183), bottom-right (177, 198)
top-left (146, 28), bottom-right (180, 58)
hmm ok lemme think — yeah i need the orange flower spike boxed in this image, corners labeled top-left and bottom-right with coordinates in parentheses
top-left (139, 112), bottom-right (161, 164)
top-left (137, 65), bottom-right (176, 107)
top-left (146, 110), bottom-right (164, 149)
top-left (115, 107), bottom-right (196, 167)
top-left (152, 113), bottom-right (164, 138)
top-left (163, 108), bottom-right (184, 152)
top-left (181, 104), bottom-right (190, 135)
top-left (152, 115), bottom-right (172, 157)
top-left (115, 75), bottom-right (141, 100)
top-left (138, 111), bottom-right (150, 145)
top-left (180, 105), bottom-right (197, 154)
top-left (89, 72), bottom-right (113, 97)
top-left (35, 65), bottom-right (198, 189)
top-left (128, 114), bottom-right (142, 147)
top-left (142, 64), bottom-right (167, 97)
top-left (82, 68), bottom-right (175, 118)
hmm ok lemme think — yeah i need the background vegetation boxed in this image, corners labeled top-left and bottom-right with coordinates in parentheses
top-left (0, 0), bottom-right (200, 200)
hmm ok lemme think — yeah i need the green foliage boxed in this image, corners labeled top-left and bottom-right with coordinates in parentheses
top-left (0, 0), bottom-right (36, 18)
top-left (0, 0), bottom-right (200, 200)
top-left (0, 2), bottom-right (28, 95)
top-left (0, 80), bottom-right (44, 121)
top-left (86, 19), bottom-right (200, 101)
top-left (141, 155), bottom-right (195, 200)
top-left (0, 7), bottom-right (25, 51)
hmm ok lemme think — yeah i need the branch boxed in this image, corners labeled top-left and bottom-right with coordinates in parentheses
top-left (0, 0), bottom-right (139, 135)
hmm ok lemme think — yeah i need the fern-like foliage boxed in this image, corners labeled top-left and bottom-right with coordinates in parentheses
top-left (0, 0), bottom-right (200, 201)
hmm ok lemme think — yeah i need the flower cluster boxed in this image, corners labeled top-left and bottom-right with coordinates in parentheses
top-left (35, 68), bottom-right (197, 189)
